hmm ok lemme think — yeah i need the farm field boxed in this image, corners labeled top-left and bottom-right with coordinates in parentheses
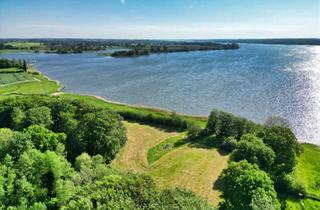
top-left (0, 67), bottom-right (61, 95)
top-left (0, 72), bottom-right (34, 85)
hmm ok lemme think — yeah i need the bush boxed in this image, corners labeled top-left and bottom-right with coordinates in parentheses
top-left (187, 121), bottom-right (202, 139)
top-left (279, 172), bottom-right (306, 197)
top-left (220, 136), bottom-right (237, 152)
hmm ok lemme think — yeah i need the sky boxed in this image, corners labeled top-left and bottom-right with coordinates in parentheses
top-left (0, 0), bottom-right (319, 39)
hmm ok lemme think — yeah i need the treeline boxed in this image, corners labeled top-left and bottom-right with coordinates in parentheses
top-left (0, 96), bottom-right (215, 209)
top-left (111, 43), bottom-right (239, 57)
top-left (0, 58), bottom-right (27, 72)
top-left (190, 109), bottom-right (303, 210)
top-left (1, 39), bottom-right (239, 55)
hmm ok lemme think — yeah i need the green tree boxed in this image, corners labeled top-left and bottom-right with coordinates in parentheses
top-left (219, 160), bottom-right (280, 210)
top-left (263, 126), bottom-right (301, 174)
top-left (230, 134), bottom-right (275, 171)
top-left (10, 107), bottom-right (26, 130)
top-left (72, 110), bottom-right (126, 162)
top-left (25, 106), bottom-right (53, 129)
top-left (24, 125), bottom-right (67, 153)
top-left (0, 150), bottom-right (75, 209)
top-left (23, 60), bottom-right (27, 72)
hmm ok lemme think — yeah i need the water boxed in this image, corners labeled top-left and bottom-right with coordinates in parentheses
top-left (1, 44), bottom-right (320, 145)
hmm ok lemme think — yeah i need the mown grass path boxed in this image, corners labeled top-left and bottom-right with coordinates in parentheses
top-left (112, 121), bottom-right (229, 205)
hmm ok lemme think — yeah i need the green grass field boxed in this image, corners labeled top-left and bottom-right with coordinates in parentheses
top-left (0, 72), bottom-right (34, 85)
top-left (0, 67), bottom-right (61, 95)
top-left (284, 143), bottom-right (320, 210)
top-left (5, 42), bottom-right (43, 49)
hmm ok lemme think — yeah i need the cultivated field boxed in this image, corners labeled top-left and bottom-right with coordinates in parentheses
top-left (0, 67), bottom-right (61, 95)
top-left (112, 121), bottom-right (229, 205)
top-left (0, 72), bottom-right (34, 85)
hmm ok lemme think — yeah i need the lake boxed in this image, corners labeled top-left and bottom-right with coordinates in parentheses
top-left (1, 44), bottom-right (319, 145)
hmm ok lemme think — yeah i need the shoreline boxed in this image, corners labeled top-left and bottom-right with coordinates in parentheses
top-left (20, 65), bottom-right (320, 146)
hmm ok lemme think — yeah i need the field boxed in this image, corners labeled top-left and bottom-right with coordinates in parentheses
top-left (5, 42), bottom-right (44, 49)
top-left (111, 121), bottom-right (229, 205)
top-left (0, 72), bottom-right (34, 85)
top-left (0, 67), bottom-right (61, 95)
top-left (284, 143), bottom-right (320, 210)
top-left (0, 42), bottom-right (47, 54)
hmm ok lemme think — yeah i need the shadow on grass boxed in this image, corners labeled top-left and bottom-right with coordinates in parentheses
top-left (124, 119), bottom-right (182, 133)
top-left (187, 135), bottom-right (230, 155)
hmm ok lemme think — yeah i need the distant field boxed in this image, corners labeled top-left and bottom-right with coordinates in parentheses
top-left (112, 121), bottom-right (228, 206)
top-left (0, 68), bottom-right (34, 85)
top-left (5, 42), bottom-right (43, 48)
top-left (0, 67), bottom-right (61, 95)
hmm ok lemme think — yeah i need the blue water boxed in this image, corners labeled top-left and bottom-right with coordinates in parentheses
top-left (1, 44), bottom-right (320, 144)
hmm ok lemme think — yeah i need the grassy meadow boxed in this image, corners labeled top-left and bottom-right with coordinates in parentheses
top-left (111, 121), bottom-right (229, 205)
top-left (0, 67), bottom-right (61, 95)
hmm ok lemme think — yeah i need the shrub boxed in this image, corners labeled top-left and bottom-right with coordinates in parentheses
top-left (220, 136), bottom-right (237, 152)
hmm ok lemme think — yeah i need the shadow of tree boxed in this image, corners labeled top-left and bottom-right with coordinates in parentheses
top-left (187, 135), bottom-right (230, 155)
top-left (124, 119), bottom-right (181, 133)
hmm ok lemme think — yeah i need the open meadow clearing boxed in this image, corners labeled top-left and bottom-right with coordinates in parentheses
top-left (112, 121), bottom-right (229, 205)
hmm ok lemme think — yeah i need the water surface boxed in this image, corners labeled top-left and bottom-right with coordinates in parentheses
top-left (1, 44), bottom-right (320, 145)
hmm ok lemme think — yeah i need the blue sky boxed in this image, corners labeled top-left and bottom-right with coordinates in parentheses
top-left (0, 0), bottom-right (319, 39)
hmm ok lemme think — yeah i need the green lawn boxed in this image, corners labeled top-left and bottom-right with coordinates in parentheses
top-left (0, 67), bottom-right (61, 95)
top-left (297, 143), bottom-right (320, 196)
top-left (284, 143), bottom-right (320, 209)
top-left (0, 72), bottom-right (34, 85)
top-left (147, 133), bottom-right (186, 164)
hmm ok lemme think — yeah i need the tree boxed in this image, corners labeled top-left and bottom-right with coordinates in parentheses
top-left (219, 160), bottom-right (280, 210)
top-left (187, 121), bottom-right (202, 139)
top-left (230, 134), bottom-right (275, 171)
top-left (24, 125), bottom-right (66, 153)
top-left (25, 106), bottom-right (53, 129)
top-left (263, 126), bottom-right (301, 175)
top-left (0, 149), bottom-right (75, 209)
top-left (23, 60), bottom-right (27, 72)
top-left (264, 116), bottom-right (291, 128)
top-left (71, 110), bottom-right (126, 162)
top-left (10, 107), bottom-right (26, 130)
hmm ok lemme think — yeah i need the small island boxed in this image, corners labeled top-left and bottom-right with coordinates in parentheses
top-left (109, 42), bottom-right (239, 57)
